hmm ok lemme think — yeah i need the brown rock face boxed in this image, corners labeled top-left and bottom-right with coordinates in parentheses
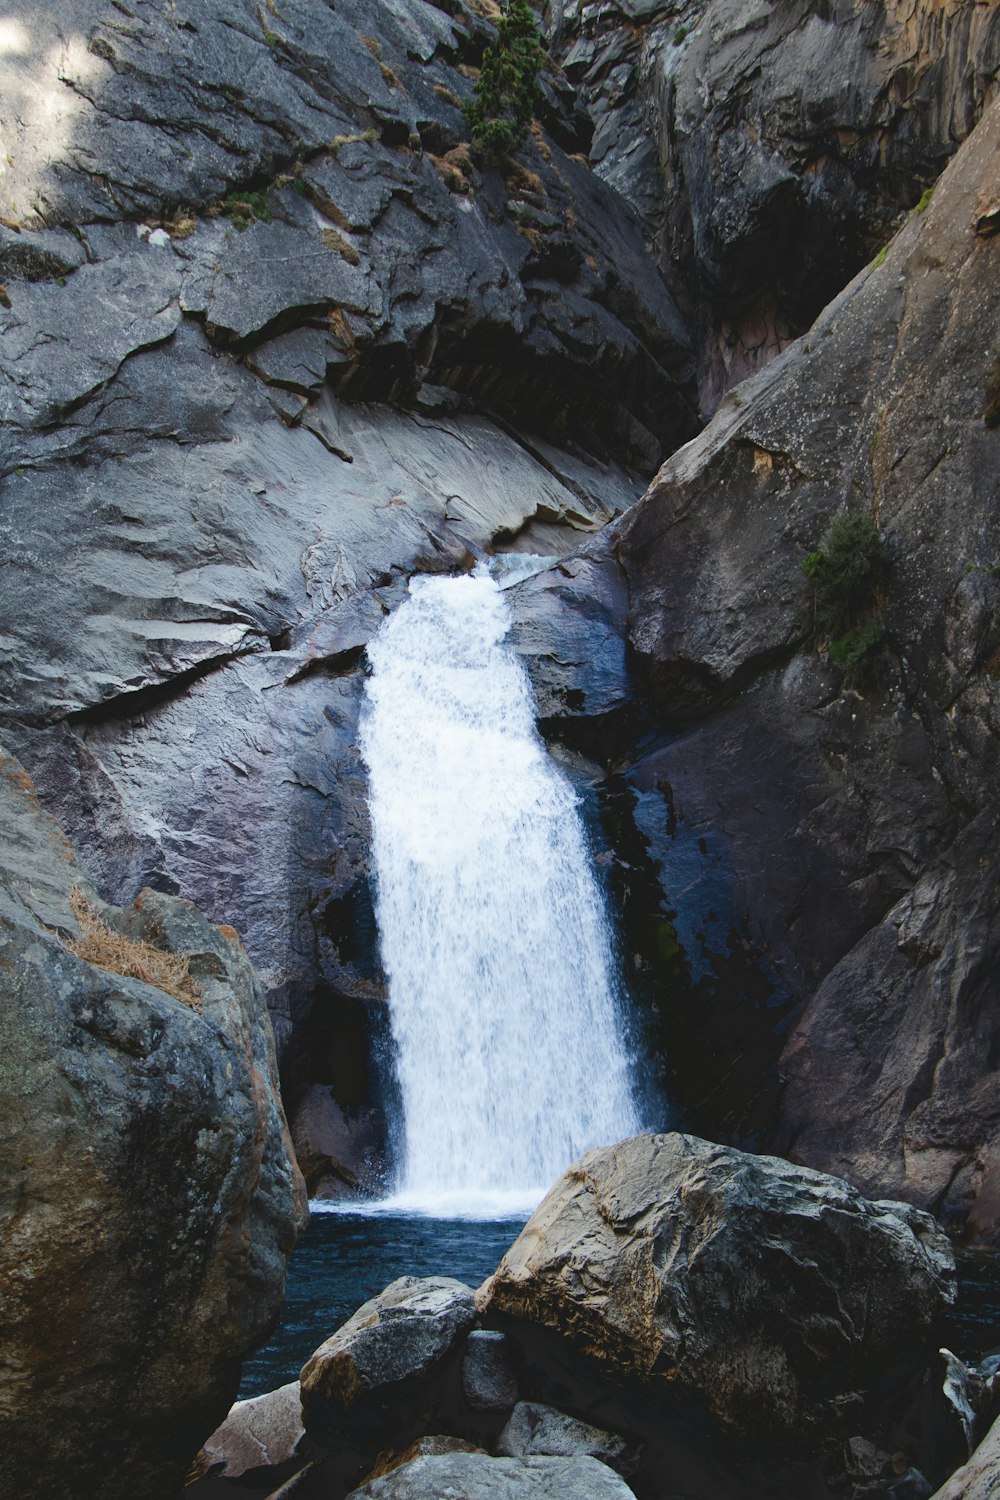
top-left (0, 747), bottom-right (308, 1500)
top-left (484, 1134), bottom-right (955, 1449)
top-left (611, 99), bottom-right (1000, 1238)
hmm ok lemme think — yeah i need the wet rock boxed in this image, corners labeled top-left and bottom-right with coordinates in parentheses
top-left (300, 1276), bottom-right (477, 1453)
top-left (346, 1452), bottom-right (635, 1497)
top-left (291, 1085), bottom-right (384, 1200)
top-left (462, 1330), bottom-right (519, 1412)
top-left (497, 1402), bottom-right (639, 1477)
top-left (0, 747), bottom-right (307, 1500)
top-left (484, 1134), bottom-right (955, 1451)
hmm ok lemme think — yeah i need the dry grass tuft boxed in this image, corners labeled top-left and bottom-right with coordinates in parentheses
top-left (322, 227), bottom-right (361, 265)
top-left (380, 61), bottom-right (407, 94)
top-left (65, 888), bottom-right (203, 1011)
top-left (429, 146), bottom-right (475, 195)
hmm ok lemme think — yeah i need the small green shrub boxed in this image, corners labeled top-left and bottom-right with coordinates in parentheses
top-left (829, 621), bottom-right (885, 673)
top-left (801, 512), bottom-right (888, 680)
top-left (465, 0), bottom-right (545, 163)
top-left (915, 187), bottom-right (934, 213)
top-left (673, 24), bottom-right (688, 44)
top-left (222, 190), bottom-right (272, 229)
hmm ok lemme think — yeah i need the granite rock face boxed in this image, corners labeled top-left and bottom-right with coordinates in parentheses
top-left (485, 1134), bottom-right (955, 1449)
top-left (549, 0), bottom-right (1000, 409)
top-left (518, 98), bottom-right (1000, 1238)
top-left (616, 96), bottom-right (1000, 1238)
top-left (0, 0), bottom-right (696, 1181)
top-left (0, 747), bottom-right (307, 1500)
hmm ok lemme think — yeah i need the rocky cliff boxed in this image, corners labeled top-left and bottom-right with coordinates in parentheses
top-left (548, 0), bottom-right (1000, 409)
top-left (0, 747), bottom-right (307, 1499)
top-left (525, 92), bottom-right (1000, 1239)
top-left (2, 0), bottom-right (998, 1240)
top-left (0, 0), bottom-right (697, 1189)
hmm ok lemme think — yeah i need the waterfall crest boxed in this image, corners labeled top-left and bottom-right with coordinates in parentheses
top-left (360, 568), bottom-right (641, 1215)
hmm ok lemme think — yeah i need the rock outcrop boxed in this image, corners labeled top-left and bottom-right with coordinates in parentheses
top-left (519, 94), bottom-right (1000, 1239)
top-left (484, 1134), bottom-right (955, 1453)
top-left (549, 0), bottom-right (1000, 409)
top-left (930, 1412), bottom-right (1000, 1499)
top-left (0, 747), bottom-right (307, 1500)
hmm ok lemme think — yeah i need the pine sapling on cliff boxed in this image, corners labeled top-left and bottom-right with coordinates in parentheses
top-left (466, 0), bottom-right (545, 162)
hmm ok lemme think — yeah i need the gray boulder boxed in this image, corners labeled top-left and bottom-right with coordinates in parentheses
top-left (0, 746), bottom-right (307, 1500)
top-left (300, 1276), bottom-right (477, 1451)
top-left (497, 1403), bottom-right (639, 1477)
top-left (346, 1452), bottom-right (635, 1498)
top-left (483, 1134), bottom-right (955, 1448)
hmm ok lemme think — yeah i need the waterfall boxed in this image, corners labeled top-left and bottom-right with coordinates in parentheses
top-left (360, 567), bottom-right (642, 1215)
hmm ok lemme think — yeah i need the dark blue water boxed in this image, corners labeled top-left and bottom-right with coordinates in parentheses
top-left (240, 1210), bottom-right (527, 1398)
top-left (947, 1250), bottom-right (1000, 1362)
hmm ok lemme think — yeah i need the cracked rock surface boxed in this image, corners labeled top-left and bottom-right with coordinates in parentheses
top-left (0, 0), bottom-right (696, 1184)
top-left (485, 1133), bottom-right (955, 1464)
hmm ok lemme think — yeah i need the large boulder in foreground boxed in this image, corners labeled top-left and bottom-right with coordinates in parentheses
top-left (0, 747), bottom-right (308, 1500)
top-left (483, 1134), bottom-right (955, 1449)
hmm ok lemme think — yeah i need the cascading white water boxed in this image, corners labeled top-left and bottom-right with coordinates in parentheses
top-left (360, 567), bottom-right (642, 1216)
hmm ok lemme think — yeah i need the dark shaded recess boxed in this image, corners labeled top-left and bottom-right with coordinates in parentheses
top-left (282, 990), bottom-right (372, 1110)
top-left (482, 1313), bottom-right (959, 1500)
top-left (280, 877), bottom-right (401, 1182)
top-left (536, 704), bottom-right (645, 769)
top-left (323, 878), bottom-right (383, 983)
top-left (594, 765), bottom-right (794, 1150)
top-left (61, 645), bottom-right (258, 729)
top-left (331, 322), bottom-right (697, 470)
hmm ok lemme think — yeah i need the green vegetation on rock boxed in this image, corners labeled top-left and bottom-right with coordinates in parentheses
top-left (465, 0), bottom-right (545, 162)
top-left (801, 512), bottom-right (888, 680)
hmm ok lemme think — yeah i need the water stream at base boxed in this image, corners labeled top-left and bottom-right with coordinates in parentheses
top-left (358, 566), bottom-right (643, 1217)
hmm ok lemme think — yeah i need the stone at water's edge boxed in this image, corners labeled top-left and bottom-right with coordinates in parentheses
top-left (300, 1276), bottom-right (478, 1454)
top-left (0, 747), bottom-right (308, 1500)
top-left (483, 1134), bottom-right (955, 1451)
